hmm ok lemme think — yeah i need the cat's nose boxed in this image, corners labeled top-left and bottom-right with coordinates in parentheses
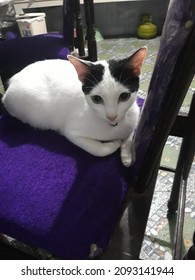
top-left (107, 114), bottom-right (118, 122)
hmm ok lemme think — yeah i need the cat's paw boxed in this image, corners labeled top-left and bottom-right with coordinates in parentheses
top-left (121, 151), bottom-right (133, 167)
top-left (121, 140), bottom-right (135, 167)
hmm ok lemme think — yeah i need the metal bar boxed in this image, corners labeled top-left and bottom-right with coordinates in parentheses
top-left (75, 0), bottom-right (85, 57)
top-left (173, 178), bottom-right (187, 259)
top-left (83, 0), bottom-right (97, 61)
top-left (159, 165), bottom-right (176, 173)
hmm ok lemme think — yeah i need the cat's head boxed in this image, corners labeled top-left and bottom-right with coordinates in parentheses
top-left (68, 47), bottom-right (147, 126)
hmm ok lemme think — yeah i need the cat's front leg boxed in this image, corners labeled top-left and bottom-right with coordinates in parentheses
top-left (121, 134), bottom-right (135, 167)
top-left (66, 132), bottom-right (121, 157)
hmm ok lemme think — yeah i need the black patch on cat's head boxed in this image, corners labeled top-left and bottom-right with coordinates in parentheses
top-left (108, 59), bottom-right (139, 93)
top-left (82, 64), bottom-right (105, 95)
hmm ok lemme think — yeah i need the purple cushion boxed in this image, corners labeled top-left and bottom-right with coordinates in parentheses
top-left (0, 114), bottom-right (130, 259)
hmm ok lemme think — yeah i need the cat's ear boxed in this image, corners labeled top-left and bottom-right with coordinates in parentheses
top-left (67, 55), bottom-right (92, 83)
top-left (126, 47), bottom-right (147, 76)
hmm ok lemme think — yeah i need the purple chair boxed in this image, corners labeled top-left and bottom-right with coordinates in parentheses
top-left (0, 0), bottom-right (194, 259)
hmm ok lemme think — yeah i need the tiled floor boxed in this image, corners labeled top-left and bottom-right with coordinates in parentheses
top-left (97, 36), bottom-right (195, 260)
top-left (0, 37), bottom-right (194, 260)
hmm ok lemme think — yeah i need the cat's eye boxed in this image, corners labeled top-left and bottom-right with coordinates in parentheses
top-left (91, 95), bottom-right (103, 104)
top-left (119, 92), bottom-right (131, 102)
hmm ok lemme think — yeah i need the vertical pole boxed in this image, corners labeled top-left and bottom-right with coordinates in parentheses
top-left (75, 0), bottom-right (85, 57)
top-left (62, 0), bottom-right (75, 50)
top-left (83, 0), bottom-right (97, 61)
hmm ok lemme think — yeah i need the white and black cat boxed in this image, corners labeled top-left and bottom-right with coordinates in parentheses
top-left (2, 47), bottom-right (147, 166)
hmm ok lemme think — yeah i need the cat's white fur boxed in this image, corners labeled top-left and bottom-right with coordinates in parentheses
top-left (2, 49), bottom-right (146, 166)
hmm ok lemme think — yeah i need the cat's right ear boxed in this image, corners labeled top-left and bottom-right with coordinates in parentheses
top-left (67, 55), bottom-right (92, 83)
top-left (126, 47), bottom-right (147, 76)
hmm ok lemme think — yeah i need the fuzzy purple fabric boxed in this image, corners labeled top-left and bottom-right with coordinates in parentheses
top-left (0, 34), bottom-right (70, 87)
top-left (0, 113), bottom-right (132, 259)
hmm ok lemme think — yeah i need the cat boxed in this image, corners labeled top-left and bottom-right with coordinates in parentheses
top-left (2, 47), bottom-right (147, 167)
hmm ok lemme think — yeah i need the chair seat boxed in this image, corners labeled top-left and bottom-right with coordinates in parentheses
top-left (0, 114), bottom-right (130, 259)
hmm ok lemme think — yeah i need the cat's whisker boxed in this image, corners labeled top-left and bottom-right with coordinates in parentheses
top-left (119, 63), bottom-right (127, 84)
top-left (83, 86), bottom-right (94, 91)
top-left (122, 77), bottom-right (132, 84)
top-left (85, 77), bottom-right (98, 87)
top-left (88, 72), bottom-right (99, 84)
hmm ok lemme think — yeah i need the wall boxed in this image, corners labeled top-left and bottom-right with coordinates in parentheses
top-left (91, 0), bottom-right (170, 37)
top-left (27, 0), bottom-right (170, 38)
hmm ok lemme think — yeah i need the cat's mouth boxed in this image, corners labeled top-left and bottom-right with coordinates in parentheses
top-left (110, 122), bottom-right (118, 127)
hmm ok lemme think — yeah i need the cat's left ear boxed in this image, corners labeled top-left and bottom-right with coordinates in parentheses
top-left (126, 47), bottom-right (147, 76)
top-left (68, 55), bottom-right (92, 83)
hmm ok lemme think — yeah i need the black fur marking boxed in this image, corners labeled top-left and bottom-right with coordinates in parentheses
top-left (82, 64), bottom-right (105, 95)
top-left (108, 59), bottom-right (139, 92)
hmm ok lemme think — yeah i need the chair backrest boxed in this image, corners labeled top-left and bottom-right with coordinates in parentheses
top-left (124, 0), bottom-right (195, 260)
top-left (128, 0), bottom-right (195, 194)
